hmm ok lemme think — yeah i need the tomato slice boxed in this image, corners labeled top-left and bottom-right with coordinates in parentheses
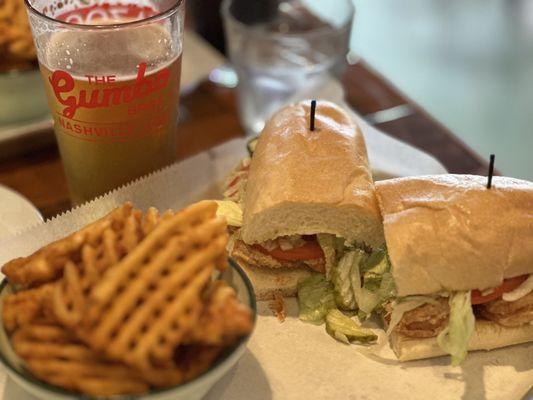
top-left (254, 238), bottom-right (324, 261)
top-left (471, 275), bottom-right (528, 305)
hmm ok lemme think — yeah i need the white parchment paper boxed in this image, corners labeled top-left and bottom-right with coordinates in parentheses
top-left (1, 122), bottom-right (530, 400)
top-left (206, 300), bottom-right (533, 400)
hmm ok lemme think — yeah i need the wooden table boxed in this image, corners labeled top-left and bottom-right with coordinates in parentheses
top-left (0, 60), bottom-right (491, 219)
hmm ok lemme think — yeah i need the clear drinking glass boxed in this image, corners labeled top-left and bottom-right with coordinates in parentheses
top-left (25, 0), bottom-right (185, 204)
top-left (221, 0), bottom-right (354, 135)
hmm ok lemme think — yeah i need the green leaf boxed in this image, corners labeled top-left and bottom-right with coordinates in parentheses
top-left (297, 274), bottom-right (336, 325)
top-left (361, 248), bottom-right (388, 274)
top-left (317, 234), bottom-right (346, 278)
top-left (437, 291), bottom-right (475, 366)
top-left (332, 250), bottom-right (366, 310)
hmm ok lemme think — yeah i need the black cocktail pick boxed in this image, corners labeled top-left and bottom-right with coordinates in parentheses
top-left (310, 100), bottom-right (316, 131)
top-left (487, 154), bottom-right (495, 189)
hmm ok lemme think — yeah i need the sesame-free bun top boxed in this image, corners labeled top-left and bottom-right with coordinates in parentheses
top-left (375, 175), bottom-right (533, 297)
top-left (240, 100), bottom-right (384, 248)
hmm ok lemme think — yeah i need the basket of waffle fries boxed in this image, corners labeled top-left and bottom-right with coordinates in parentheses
top-left (0, 200), bottom-right (256, 399)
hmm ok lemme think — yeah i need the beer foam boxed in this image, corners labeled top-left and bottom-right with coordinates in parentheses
top-left (41, 23), bottom-right (180, 80)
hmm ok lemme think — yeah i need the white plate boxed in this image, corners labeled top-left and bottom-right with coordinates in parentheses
top-left (0, 185), bottom-right (43, 241)
top-left (0, 186), bottom-right (42, 399)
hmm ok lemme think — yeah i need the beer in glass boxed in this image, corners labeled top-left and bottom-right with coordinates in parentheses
top-left (25, 0), bottom-right (185, 204)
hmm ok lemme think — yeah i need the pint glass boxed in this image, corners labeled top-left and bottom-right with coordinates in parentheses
top-left (25, 0), bottom-right (185, 204)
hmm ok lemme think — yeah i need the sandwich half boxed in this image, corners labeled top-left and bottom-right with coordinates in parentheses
top-left (375, 174), bottom-right (533, 363)
top-left (220, 100), bottom-right (385, 300)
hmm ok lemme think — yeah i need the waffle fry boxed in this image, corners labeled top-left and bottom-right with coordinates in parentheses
top-left (1, 200), bottom-right (253, 396)
top-left (83, 201), bottom-right (228, 370)
top-left (11, 322), bottom-right (149, 396)
top-left (2, 204), bottom-right (170, 288)
top-left (3, 204), bottom-right (161, 330)
top-left (172, 344), bottom-right (223, 380)
top-left (3, 203), bottom-right (137, 286)
top-left (52, 206), bottom-right (171, 327)
top-left (11, 320), bottom-right (223, 393)
top-left (185, 281), bottom-right (254, 346)
top-left (142, 344), bottom-right (223, 388)
top-left (2, 284), bottom-right (55, 332)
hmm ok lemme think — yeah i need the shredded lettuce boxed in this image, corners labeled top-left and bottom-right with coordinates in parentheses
top-left (297, 274), bottom-right (336, 325)
top-left (302, 240), bottom-right (397, 335)
top-left (325, 309), bottom-right (377, 344)
top-left (386, 296), bottom-right (441, 335)
top-left (327, 246), bottom-right (396, 317)
top-left (215, 200), bottom-right (243, 227)
top-left (437, 291), bottom-right (475, 366)
top-left (347, 251), bottom-right (364, 307)
top-left (316, 234), bottom-right (346, 278)
top-left (331, 250), bottom-right (365, 310)
top-left (361, 248), bottom-right (389, 275)
top-left (359, 271), bottom-right (396, 319)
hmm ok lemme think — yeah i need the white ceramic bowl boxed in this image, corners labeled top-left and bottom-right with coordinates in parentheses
top-left (0, 258), bottom-right (256, 400)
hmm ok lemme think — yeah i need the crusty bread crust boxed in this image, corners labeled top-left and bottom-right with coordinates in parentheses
top-left (390, 319), bottom-right (533, 362)
top-left (241, 100), bottom-right (384, 249)
top-left (375, 175), bottom-right (533, 296)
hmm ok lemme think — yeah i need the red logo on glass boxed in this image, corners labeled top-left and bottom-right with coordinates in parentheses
top-left (50, 63), bottom-right (171, 119)
top-left (41, 3), bottom-right (180, 141)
